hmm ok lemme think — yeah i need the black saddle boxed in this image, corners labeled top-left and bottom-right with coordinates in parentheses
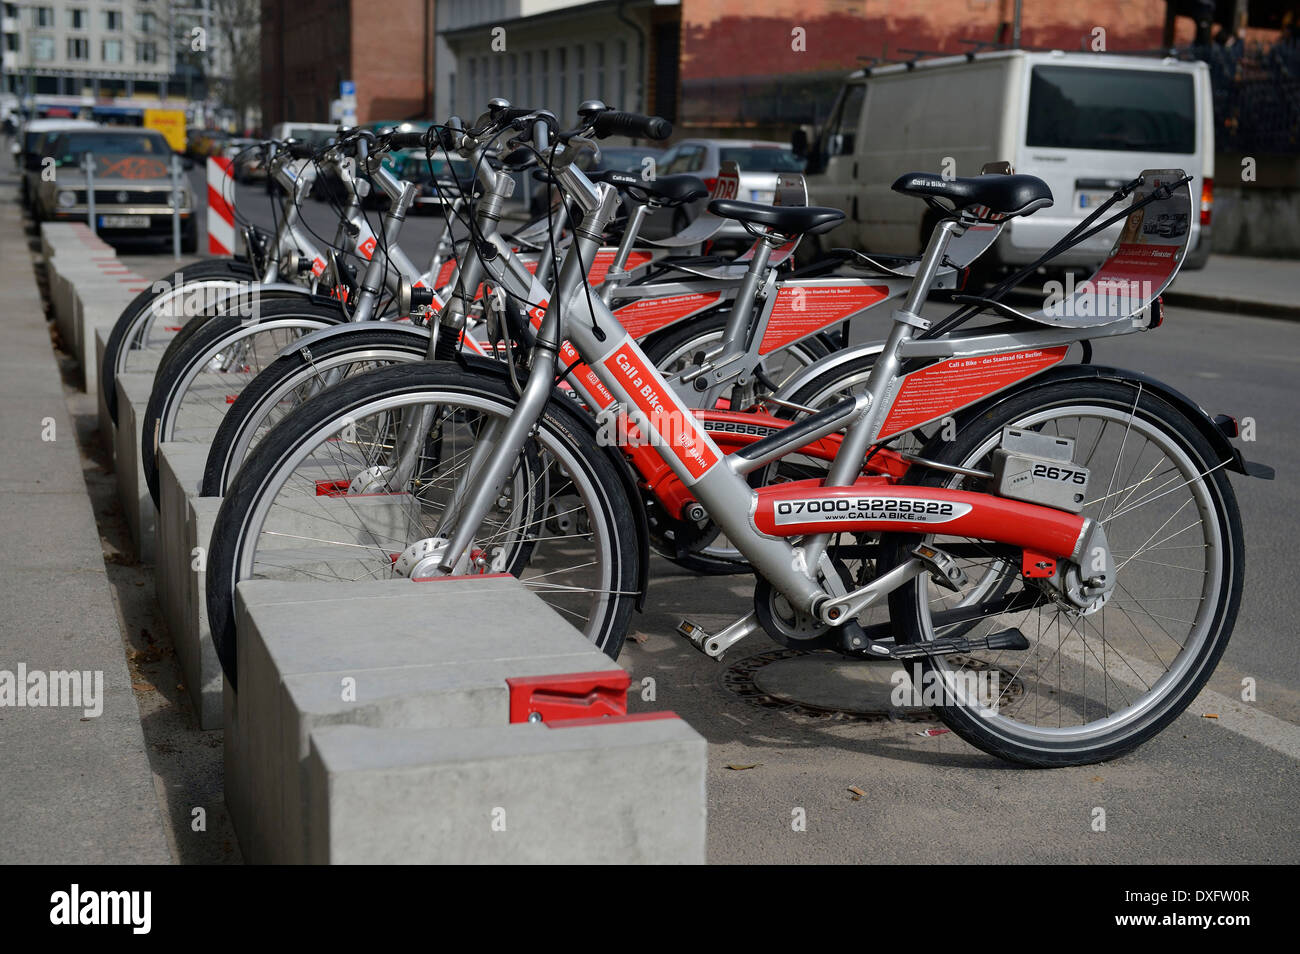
top-left (891, 172), bottom-right (1053, 216)
top-left (589, 170), bottom-right (708, 206)
top-left (706, 199), bottom-right (844, 235)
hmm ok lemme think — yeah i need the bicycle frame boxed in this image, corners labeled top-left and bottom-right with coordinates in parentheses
top-left (432, 157), bottom-right (1146, 625)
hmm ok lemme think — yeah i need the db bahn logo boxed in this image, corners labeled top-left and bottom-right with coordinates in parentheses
top-left (98, 156), bottom-right (168, 179)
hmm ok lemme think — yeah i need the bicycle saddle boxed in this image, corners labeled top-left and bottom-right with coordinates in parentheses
top-left (589, 170), bottom-right (709, 206)
top-left (891, 172), bottom-right (1053, 216)
top-left (706, 199), bottom-right (845, 235)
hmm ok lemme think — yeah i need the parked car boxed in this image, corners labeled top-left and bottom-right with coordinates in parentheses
top-left (799, 49), bottom-right (1214, 270)
top-left (383, 149), bottom-right (474, 213)
top-left (269, 122), bottom-right (337, 148)
top-left (12, 118), bottom-right (98, 205)
top-left (652, 138), bottom-right (805, 238)
top-left (32, 127), bottom-right (197, 252)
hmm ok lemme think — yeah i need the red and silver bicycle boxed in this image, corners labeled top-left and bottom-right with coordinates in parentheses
top-left (205, 108), bottom-right (1270, 766)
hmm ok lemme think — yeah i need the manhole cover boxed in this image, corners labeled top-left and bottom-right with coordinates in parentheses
top-left (723, 649), bottom-right (1023, 723)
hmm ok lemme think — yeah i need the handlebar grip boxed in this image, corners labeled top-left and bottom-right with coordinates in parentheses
top-left (388, 131), bottom-right (427, 151)
top-left (590, 111), bottom-right (672, 141)
top-left (495, 107), bottom-right (537, 124)
top-left (285, 140), bottom-right (315, 160)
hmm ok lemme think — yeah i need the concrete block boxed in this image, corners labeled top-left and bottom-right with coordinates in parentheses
top-left (305, 720), bottom-right (707, 864)
top-left (76, 291), bottom-right (137, 395)
top-left (96, 326), bottom-right (166, 458)
top-left (156, 441), bottom-right (224, 727)
top-left (114, 372), bottom-right (156, 562)
top-left (183, 495), bottom-right (226, 728)
top-left (226, 577), bottom-right (628, 864)
top-left (94, 325), bottom-right (116, 457)
top-left (49, 261), bottom-right (116, 357)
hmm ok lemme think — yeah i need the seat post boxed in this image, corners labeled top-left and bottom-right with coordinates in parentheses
top-left (718, 231), bottom-right (778, 355)
top-left (600, 200), bottom-right (651, 300)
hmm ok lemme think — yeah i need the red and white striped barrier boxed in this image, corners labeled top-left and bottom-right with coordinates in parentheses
top-left (206, 156), bottom-right (236, 256)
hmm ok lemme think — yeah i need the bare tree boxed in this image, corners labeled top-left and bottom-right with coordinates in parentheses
top-left (208, 0), bottom-right (262, 130)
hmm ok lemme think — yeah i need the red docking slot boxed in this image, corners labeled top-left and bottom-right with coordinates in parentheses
top-left (752, 478), bottom-right (1086, 559)
top-left (506, 670), bottom-right (632, 724)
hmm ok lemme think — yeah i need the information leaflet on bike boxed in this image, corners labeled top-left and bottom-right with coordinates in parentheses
top-left (758, 284), bottom-right (889, 354)
top-left (612, 291), bottom-right (724, 338)
top-left (877, 346), bottom-right (1069, 439)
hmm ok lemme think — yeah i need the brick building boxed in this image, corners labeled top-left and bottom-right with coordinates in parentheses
top-left (260, 0), bottom-right (434, 127)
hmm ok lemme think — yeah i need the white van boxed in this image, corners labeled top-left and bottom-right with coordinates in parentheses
top-left (268, 122), bottom-right (338, 148)
top-left (802, 50), bottom-right (1214, 270)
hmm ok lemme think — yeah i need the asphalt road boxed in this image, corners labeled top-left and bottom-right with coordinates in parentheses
top-left (105, 174), bottom-right (1300, 865)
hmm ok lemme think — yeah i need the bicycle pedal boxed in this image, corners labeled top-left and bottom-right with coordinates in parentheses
top-left (910, 543), bottom-right (968, 592)
top-left (677, 614), bottom-right (760, 660)
top-left (677, 619), bottom-right (709, 650)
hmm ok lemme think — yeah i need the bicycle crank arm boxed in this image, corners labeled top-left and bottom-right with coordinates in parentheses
top-left (819, 545), bottom-right (969, 627)
top-left (677, 613), bottom-right (761, 659)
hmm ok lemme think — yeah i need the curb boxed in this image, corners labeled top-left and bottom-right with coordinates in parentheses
top-left (1162, 291), bottom-right (1300, 322)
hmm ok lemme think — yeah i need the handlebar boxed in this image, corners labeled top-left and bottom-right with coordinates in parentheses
top-left (387, 131), bottom-right (428, 151)
top-left (589, 111), bottom-right (672, 141)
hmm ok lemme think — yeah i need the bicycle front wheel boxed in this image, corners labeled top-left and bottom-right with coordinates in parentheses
top-left (205, 362), bottom-right (642, 687)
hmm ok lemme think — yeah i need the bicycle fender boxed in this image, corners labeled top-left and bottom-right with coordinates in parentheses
top-left (953, 362), bottom-right (1261, 478)
top-left (272, 321), bottom-right (431, 361)
top-left (771, 339), bottom-right (887, 403)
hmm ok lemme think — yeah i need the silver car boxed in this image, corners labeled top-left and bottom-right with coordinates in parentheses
top-left (653, 138), bottom-right (806, 241)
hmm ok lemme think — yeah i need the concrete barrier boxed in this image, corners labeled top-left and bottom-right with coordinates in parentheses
top-left (95, 326), bottom-right (165, 458)
top-left (114, 372), bottom-right (157, 562)
top-left (76, 289), bottom-right (142, 397)
top-left (157, 441), bottom-right (224, 728)
top-left (305, 719), bottom-right (707, 864)
top-left (225, 577), bottom-right (706, 864)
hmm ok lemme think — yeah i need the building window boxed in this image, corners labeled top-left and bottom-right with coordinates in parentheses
top-left (616, 40), bottom-right (628, 110)
top-left (68, 7), bottom-right (86, 29)
top-left (538, 50), bottom-right (548, 108)
top-left (4, 34), bottom-right (19, 53)
top-left (33, 6), bottom-right (53, 27)
top-left (556, 48), bottom-right (566, 121)
top-left (31, 35), bottom-right (54, 61)
top-left (466, 59), bottom-right (476, 117)
top-left (575, 45), bottom-right (585, 108)
top-left (67, 37), bottom-right (89, 61)
top-left (594, 42), bottom-right (605, 101)
top-left (136, 40), bottom-right (157, 63)
top-left (102, 38), bottom-right (122, 63)
top-left (508, 53), bottom-right (517, 104)
top-left (104, 10), bottom-right (121, 30)
top-left (138, 11), bottom-right (156, 33)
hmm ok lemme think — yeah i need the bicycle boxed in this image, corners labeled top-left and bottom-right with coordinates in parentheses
top-left (205, 105), bottom-right (1270, 767)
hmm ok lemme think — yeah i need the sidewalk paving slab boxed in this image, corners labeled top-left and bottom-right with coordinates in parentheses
top-left (0, 180), bottom-right (170, 863)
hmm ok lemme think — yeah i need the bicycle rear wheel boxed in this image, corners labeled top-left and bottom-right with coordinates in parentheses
top-left (880, 379), bottom-right (1245, 766)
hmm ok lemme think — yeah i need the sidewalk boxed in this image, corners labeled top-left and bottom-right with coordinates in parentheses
top-left (1165, 254), bottom-right (1300, 319)
top-left (0, 171), bottom-right (171, 862)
